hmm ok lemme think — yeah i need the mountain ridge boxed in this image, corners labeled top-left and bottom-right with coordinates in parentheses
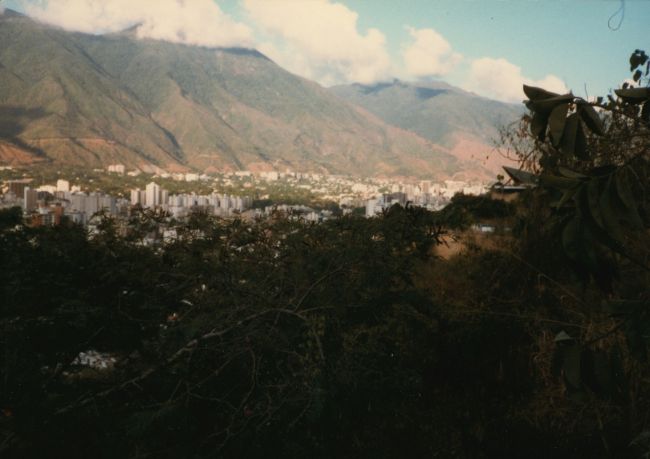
top-left (329, 79), bottom-right (523, 174)
top-left (0, 10), bottom-right (502, 179)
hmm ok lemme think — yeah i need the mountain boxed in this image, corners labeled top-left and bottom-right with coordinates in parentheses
top-left (329, 80), bottom-right (524, 174)
top-left (0, 10), bottom-right (472, 179)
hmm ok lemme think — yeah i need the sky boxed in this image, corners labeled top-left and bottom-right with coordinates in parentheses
top-left (1, 0), bottom-right (647, 103)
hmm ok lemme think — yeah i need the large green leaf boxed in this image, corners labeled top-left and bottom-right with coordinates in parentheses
top-left (556, 114), bottom-right (588, 160)
top-left (614, 167), bottom-right (644, 229)
top-left (523, 84), bottom-right (561, 101)
top-left (557, 166), bottom-right (587, 179)
top-left (560, 113), bottom-right (579, 157)
top-left (574, 120), bottom-right (588, 160)
top-left (530, 112), bottom-right (548, 141)
top-left (599, 175), bottom-right (626, 243)
top-left (615, 87), bottom-right (650, 104)
top-left (539, 174), bottom-right (581, 191)
top-left (528, 94), bottom-right (575, 115)
top-left (576, 181), bottom-right (628, 261)
top-left (548, 168), bottom-right (585, 209)
top-left (549, 103), bottom-right (569, 147)
top-left (578, 102), bottom-right (605, 135)
top-left (556, 187), bottom-right (579, 209)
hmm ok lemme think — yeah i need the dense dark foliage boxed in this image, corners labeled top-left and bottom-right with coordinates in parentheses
top-left (1, 207), bottom-right (451, 458)
top-left (439, 193), bottom-right (516, 229)
top-left (0, 197), bottom-right (645, 458)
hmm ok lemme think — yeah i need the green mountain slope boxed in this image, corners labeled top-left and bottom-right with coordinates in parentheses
top-left (0, 11), bottom-right (183, 167)
top-left (0, 10), bottom-right (466, 179)
top-left (329, 80), bottom-right (524, 174)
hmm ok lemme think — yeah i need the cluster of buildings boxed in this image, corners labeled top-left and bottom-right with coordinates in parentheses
top-left (1, 162), bottom-right (495, 228)
top-left (129, 182), bottom-right (252, 218)
top-left (107, 164), bottom-right (490, 217)
top-left (1, 178), bottom-right (127, 226)
top-left (210, 169), bottom-right (488, 216)
top-left (364, 180), bottom-right (488, 216)
top-left (247, 204), bottom-right (336, 223)
top-left (0, 176), bottom-right (253, 227)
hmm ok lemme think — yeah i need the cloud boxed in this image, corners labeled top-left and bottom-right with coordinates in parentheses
top-left (243, 0), bottom-right (391, 85)
top-left (23, 0), bottom-right (254, 48)
top-left (465, 57), bottom-right (568, 103)
top-left (402, 27), bottom-right (462, 78)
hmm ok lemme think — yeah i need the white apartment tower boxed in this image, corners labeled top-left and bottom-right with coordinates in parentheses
top-left (145, 182), bottom-right (161, 208)
top-left (130, 189), bottom-right (141, 206)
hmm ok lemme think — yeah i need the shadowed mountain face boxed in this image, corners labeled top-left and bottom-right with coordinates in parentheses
top-left (0, 10), bottom-right (474, 179)
top-left (0, 106), bottom-right (48, 138)
top-left (0, 106), bottom-right (48, 158)
top-left (329, 80), bottom-right (524, 175)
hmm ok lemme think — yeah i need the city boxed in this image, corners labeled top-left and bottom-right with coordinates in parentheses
top-left (0, 163), bottom-right (491, 230)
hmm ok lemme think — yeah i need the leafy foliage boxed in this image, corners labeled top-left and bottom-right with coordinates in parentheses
top-left (521, 67), bottom-right (649, 291)
top-left (506, 49), bottom-right (650, 448)
top-left (2, 202), bottom-right (624, 458)
top-left (440, 193), bottom-right (516, 229)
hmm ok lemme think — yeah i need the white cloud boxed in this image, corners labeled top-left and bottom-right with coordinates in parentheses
top-left (16, 0), bottom-right (571, 100)
top-left (465, 57), bottom-right (568, 103)
top-left (402, 27), bottom-right (462, 78)
top-left (23, 0), bottom-right (254, 48)
top-left (243, 0), bottom-right (391, 85)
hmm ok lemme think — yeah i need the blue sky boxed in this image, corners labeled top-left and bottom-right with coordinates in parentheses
top-left (346, 0), bottom-right (647, 95)
top-left (2, 0), bottom-right (647, 102)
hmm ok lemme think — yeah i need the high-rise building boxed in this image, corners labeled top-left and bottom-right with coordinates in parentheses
top-left (145, 182), bottom-right (161, 208)
top-left (7, 179), bottom-right (33, 197)
top-left (130, 189), bottom-right (141, 206)
top-left (219, 194), bottom-right (231, 209)
top-left (85, 193), bottom-right (100, 216)
top-left (23, 187), bottom-right (38, 211)
top-left (69, 193), bottom-right (84, 212)
top-left (99, 195), bottom-right (116, 214)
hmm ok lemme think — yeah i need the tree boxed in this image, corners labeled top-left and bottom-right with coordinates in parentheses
top-left (0, 206), bottom-right (22, 231)
top-left (504, 49), bottom-right (650, 451)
